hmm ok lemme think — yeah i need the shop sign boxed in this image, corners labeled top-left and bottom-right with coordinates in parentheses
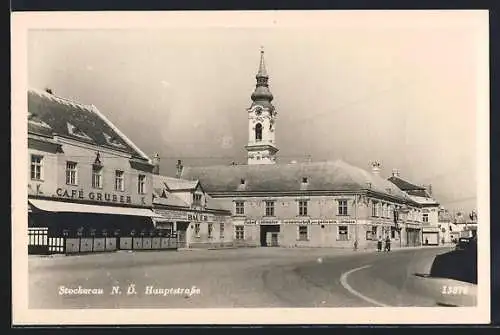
top-left (155, 210), bottom-right (188, 221)
top-left (311, 219), bottom-right (337, 224)
top-left (259, 219), bottom-right (281, 225)
top-left (188, 212), bottom-right (213, 222)
top-left (245, 219), bottom-right (257, 224)
top-left (55, 187), bottom-right (146, 205)
top-left (283, 219), bottom-right (311, 224)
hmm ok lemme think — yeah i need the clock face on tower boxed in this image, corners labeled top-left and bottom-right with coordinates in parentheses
top-left (255, 107), bottom-right (262, 116)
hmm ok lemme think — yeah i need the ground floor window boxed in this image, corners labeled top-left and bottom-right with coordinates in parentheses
top-left (194, 223), bottom-right (200, 238)
top-left (208, 223), bottom-right (213, 238)
top-left (338, 225), bottom-right (349, 241)
top-left (298, 225), bottom-right (308, 241)
top-left (220, 223), bottom-right (225, 238)
top-left (391, 226), bottom-right (396, 239)
top-left (235, 226), bottom-right (244, 240)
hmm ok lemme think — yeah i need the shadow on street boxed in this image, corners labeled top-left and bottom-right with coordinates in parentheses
top-left (427, 246), bottom-right (477, 284)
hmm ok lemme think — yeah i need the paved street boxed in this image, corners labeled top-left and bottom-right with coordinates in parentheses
top-left (29, 246), bottom-right (476, 309)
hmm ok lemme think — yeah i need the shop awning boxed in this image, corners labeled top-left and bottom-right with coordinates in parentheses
top-left (28, 199), bottom-right (163, 218)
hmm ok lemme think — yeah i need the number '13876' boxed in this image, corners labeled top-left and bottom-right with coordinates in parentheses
top-left (441, 285), bottom-right (468, 295)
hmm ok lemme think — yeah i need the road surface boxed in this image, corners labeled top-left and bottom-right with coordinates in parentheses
top-left (28, 246), bottom-right (476, 309)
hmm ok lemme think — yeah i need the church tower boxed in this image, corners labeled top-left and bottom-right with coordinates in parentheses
top-left (245, 48), bottom-right (279, 165)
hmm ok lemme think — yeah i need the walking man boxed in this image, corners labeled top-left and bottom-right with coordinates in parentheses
top-left (385, 235), bottom-right (391, 252)
top-left (377, 236), bottom-right (383, 252)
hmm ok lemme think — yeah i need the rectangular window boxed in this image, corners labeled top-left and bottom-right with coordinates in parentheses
top-left (372, 225), bottom-right (378, 238)
top-left (391, 226), bottom-right (396, 239)
top-left (193, 193), bottom-right (202, 206)
top-left (265, 201), bottom-right (275, 217)
top-left (220, 223), bottom-right (225, 238)
top-left (235, 226), bottom-right (244, 240)
top-left (298, 200), bottom-right (308, 216)
top-left (194, 223), bottom-right (200, 238)
top-left (208, 223), bottom-right (213, 238)
top-left (65, 161), bottom-right (78, 185)
top-left (30, 155), bottom-right (43, 180)
top-left (423, 213), bottom-right (429, 223)
top-left (115, 170), bottom-right (124, 191)
top-left (372, 201), bottom-right (377, 217)
top-left (92, 165), bottom-right (103, 189)
top-left (298, 226), bottom-right (308, 241)
top-left (137, 174), bottom-right (146, 194)
top-left (338, 199), bottom-right (348, 216)
top-left (235, 201), bottom-right (245, 215)
top-left (338, 225), bottom-right (349, 241)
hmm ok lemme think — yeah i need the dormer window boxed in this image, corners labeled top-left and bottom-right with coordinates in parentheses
top-left (302, 177), bottom-right (308, 184)
top-left (193, 193), bottom-right (202, 206)
top-left (67, 122), bottom-right (93, 141)
top-left (103, 132), bottom-right (126, 149)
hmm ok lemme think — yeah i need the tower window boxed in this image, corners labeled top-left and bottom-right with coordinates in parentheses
top-left (255, 123), bottom-right (262, 141)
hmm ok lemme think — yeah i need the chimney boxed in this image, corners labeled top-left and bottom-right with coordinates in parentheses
top-left (152, 153), bottom-right (160, 175)
top-left (391, 169), bottom-right (400, 177)
top-left (175, 160), bottom-right (183, 178)
top-left (371, 161), bottom-right (381, 175)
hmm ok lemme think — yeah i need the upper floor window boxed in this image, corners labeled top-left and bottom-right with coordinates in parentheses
top-left (66, 161), bottom-right (78, 185)
top-left (298, 200), bottom-right (308, 216)
top-left (235, 201), bottom-right (245, 215)
top-left (137, 174), bottom-right (146, 194)
top-left (115, 170), bottom-right (124, 191)
top-left (372, 201), bottom-right (377, 217)
top-left (382, 204), bottom-right (387, 218)
top-left (423, 213), bottom-right (429, 223)
top-left (92, 165), bottom-right (103, 189)
top-left (338, 199), bottom-right (348, 216)
top-left (193, 193), bottom-right (202, 206)
top-left (265, 201), bottom-right (275, 217)
top-left (255, 123), bottom-right (262, 141)
top-left (30, 155), bottom-right (43, 180)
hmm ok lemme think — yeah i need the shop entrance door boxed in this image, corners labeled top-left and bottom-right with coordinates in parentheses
top-left (260, 225), bottom-right (280, 247)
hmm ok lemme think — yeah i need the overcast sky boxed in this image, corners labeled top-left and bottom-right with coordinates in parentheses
top-left (27, 12), bottom-right (486, 214)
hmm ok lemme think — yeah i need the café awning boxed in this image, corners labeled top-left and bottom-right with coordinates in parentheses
top-left (28, 199), bottom-right (163, 218)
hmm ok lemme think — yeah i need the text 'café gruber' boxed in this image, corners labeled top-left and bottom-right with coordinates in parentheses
top-left (55, 187), bottom-right (146, 205)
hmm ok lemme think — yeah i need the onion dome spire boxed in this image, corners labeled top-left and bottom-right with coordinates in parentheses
top-left (251, 47), bottom-right (274, 106)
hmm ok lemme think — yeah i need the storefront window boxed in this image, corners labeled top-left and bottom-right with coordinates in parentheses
top-left (194, 223), bottom-right (200, 238)
top-left (298, 226), bottom-right (308, 241)
top-left (235, 226), bottom-right (244, 240)
top-left (338, 226), bottom-right (349, 241)
top-left (208, 223), bottom-right (213, 238)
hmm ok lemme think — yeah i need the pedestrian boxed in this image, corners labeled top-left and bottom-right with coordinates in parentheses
top-left (385, 236), bottom-right (391, 252)
top-left (377, 236), bottom-right (383, 252)
top-left (425, 238), bottom-right (429, 245)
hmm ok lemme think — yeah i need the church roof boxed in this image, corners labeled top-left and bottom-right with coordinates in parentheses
top-left (27, 88), bottom-right (150, 161)
top-left (180, 159), bottom-right (414, 202)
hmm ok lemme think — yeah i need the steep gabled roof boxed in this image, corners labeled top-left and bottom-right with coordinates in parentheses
top-left (181, 159), bottom-right (412, 202)
top-left (387, 176), bottom-right (426, 191)
top-left (27, 88), bottom-right (150, 161)
top-left (162, 176), bottom-right (200, 192)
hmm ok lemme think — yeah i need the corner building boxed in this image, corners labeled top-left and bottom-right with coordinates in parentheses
top-left (180, 50), bottom-right (423, 249)
top-left (27, 88), bottom-right (160, 254)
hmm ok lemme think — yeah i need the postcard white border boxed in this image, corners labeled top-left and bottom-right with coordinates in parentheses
top-left (11, 10), bottom-right (490, 325)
